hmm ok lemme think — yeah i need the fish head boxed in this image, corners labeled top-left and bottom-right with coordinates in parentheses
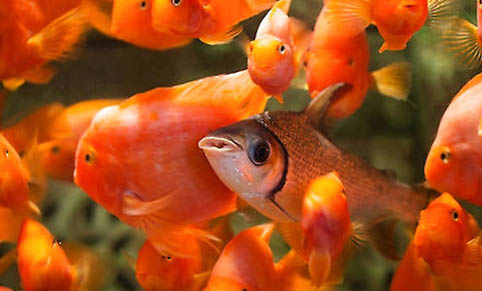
top-left (205, 224), bottom-right (276, 291)
top-left (111, 0), bottom-right (154, 39)
top-left (425, 143), bottom-right (480, 202)
top-left (136, 240), bottom-right (203, 291)
top-left (38, 139), bottom-right (76, 182)
top-left (373, 0), bottom-right (427, 36)
top-left (74, 105), bottom-right (127, 217)
top-left (301, 172), bottom-right (351, 255)
top-left (248, 37), bottom-right (295, 94)
top-left (199, 118), bottom-right (288, 218)
top-left (413, 193), bottom-right (472, 263)
top-left (151, 0), bottom-right (204, 35)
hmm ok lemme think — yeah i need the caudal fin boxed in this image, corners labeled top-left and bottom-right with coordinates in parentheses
top-left (371, 62), bottom-right (412, 101)
top-left (27, 7), bottom-right (89, 61)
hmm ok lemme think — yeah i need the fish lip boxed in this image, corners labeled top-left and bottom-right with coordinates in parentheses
top-left (198, 136), bottom-right (242, 153)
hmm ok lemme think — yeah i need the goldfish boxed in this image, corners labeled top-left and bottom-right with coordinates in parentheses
top-left (305, 7), bottom-right (411, 119)
top-left (0, 2), bottom-right (88, 90)
top-left (438, 0), bottom-right (482, 69)
top-left (110, 0), bottom-right (192, 50)
top-left (204, 223), bottom-right (316, 291)
top-left (324, 0), bottom-right (457, 52)
top-left (301, 172), bottom-right (356, 286)
top-left (247, 0), bottom-right (311, 101)
top-left (38, 98), bottom-right (123, 181)
top-left (151, 0), bottom-right (276, 45)
top-left (424, 72), bottom-right (482, 206)
top-left (200, 84), bottom-right (431, 250)
top-left (390, 193), bottom-right (482, 291)
top-left (136, 217), bottom-right (233, 291)
top-left (17, 219), bottom-right (105, 291)
top-left (75, 70), bottom-right (270, 257)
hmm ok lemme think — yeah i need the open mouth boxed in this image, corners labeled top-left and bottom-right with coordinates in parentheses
top-left (198, 136), bottom-right (242, 153)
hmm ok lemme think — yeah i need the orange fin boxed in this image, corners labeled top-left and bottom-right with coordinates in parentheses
top-left (122, 191), bottom-right (173, 217)
top-left (427, 0), bottom-right (459, 30)
top-left (20, 65), bottom-right (57, 85)
top-left (0, 206), bottom-right (24, 243)
top-left (21, 131), bottom-right (47, 205)
top-left (27, 7), bottom-right (88, 61)
top-left (270, 0), bottom-right (291, 14)
top-left (370, 62), bottom-right (412, 101)
top-left (324, 0), bottom-right (371, 36)
top-left (273, 94), bottom-right (284, 104)
top-left (277, 222), bottom-right (306, 257)
top-left (192, 271), bottom-right (212, 290)
top-left (277, 249), bottom-right (307, 272)
top-left (439, 18), bottom-right (482, 69)
top-left (199, 26), bottom-right (243, 45)
top-left (2, 78), bottom-right (26, 91)
top-left (464, 236), bottom-right (482, 265)
top-left (309, 249), bottom-right (331, 287)
top-left (81, 0), bottom-right (113, 36)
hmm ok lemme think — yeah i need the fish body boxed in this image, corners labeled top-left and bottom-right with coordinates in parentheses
top-left (75, 70), bottom-right (269, 256)
top-left (247, 0), bottom-right (311, 100)
top-left (110, 0), bottom-right (192, 50)
top-left (306, 8), bottom-right (411, 119)
top-left (151, 0), bottom-right (276, 44)
top-left (390, 193), bottom-right (482, 291)
top-left (204, 223), bottom-right (314, 291)
top-left (17, 219), bottom-right (74, 291)
top-left (301, 172), bottom-right (353, 286)
top-left (324, 0), bottom-right (455, 52)
top-left (200, 94), bottom-right (430, 225)
top-left (0, 1), bottom-right (87, 89)
top-left (425, 73), bottom-right (482, 206)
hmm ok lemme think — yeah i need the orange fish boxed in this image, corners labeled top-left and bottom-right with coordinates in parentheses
top-left (17, 219), bottom-right (74, 291)
top-left (301, 172), bottom-right (356, 286)
top-left (109, 0), bottom-right (192, 50)
top-left (390, 193), bottom-right (482, 291)
top-left (74, 70), bottom-right (269, 257)
top-left (38, 98), bottom-right (123, 181)
top-left (438, 0), bottom-right (482, 69)
top-left (305, 7), bottom-right (411, 119)
top-left (247, 0), bottom-right (311, 101)
top-left (151, 0), bottom-right (276, 45)
top-left (424, 73), bottom-right (482, 206)
top-left (204, 223), bottom-right (316, 291)
top-left (0, 2), bottom-right (88, 90)
top-left (324, 0), bottom-right (456, 52)
top-left (0, 287), bottom-right (13, 291)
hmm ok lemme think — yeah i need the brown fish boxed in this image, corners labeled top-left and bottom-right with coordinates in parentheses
top-left (199, 84), bottom-right (430, 230)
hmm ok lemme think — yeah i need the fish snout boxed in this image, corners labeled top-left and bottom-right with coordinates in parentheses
top-left (198, 136), bottom-right (242, 154)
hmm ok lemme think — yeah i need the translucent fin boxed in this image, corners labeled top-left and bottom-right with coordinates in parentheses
top-left (2, 78), bottom-right (25, 91)
top-left (199, 25), bottom-right (243, 45)
top-left (236, 32), bottom-right (251, 55)
top-left (21, 131), bottom-right (47, 205)
top-left (366, 218), bottom-right (400, 260)
top-left (324, 0), bottom-right (371, 36)
top-left (427, 0), bottom-right (459, 30)
top-left (277, 222), bottom-right (306, 257)
top-left (440, 19), bottom-right (482, 70)
top-left (371, 62), bottom-right (412, 101)
top-left (20, 65), bottom-right (56, 85)
top-left (277, 249), bottom-right (307, 272)
top-left (309, 249), bottom-right (331, 287)
top-left (0, 248), bottom-right (16, 275)
top-left (122, 191), bottom-right (173, 217)
top-left (305, 83), bottom-right (348, 128)
top-left (27, 7), bottom-right (88, 61)
top-left (464, 236), bottom-right (482, 265)
top-left (192, 271), bottom-right (212, 290)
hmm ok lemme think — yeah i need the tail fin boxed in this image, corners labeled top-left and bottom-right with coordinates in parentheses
top-left (63, 242), bottom-right (106, 291)
top-left (440, 19), bottom-right (482, 70)
top-left (370, 62), bottom-right (412, 101)
top-left (27, 7), bottom-right (89, 61)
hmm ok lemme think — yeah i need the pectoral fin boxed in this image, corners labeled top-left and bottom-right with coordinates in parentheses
top-left (309, 249), bottom-right (331, 287)
top-left (304, 83), bottom-right (348, 129)
top-left (199, 26), bottom-right (243, 45)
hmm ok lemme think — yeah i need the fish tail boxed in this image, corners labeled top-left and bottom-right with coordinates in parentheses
top-left (370, 62), bottom-right (412, 101)
top-left (323, 0), bottom-right (372, 36)
top-left (308, 249), bottom-right (331, 287)
top-left (27, 7), bottom-right (89, 61)
top-left (439, 18), bottom-right (482, 70)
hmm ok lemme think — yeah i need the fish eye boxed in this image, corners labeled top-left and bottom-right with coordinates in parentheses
top-left (451, 210), bottom-right (459, 221)
top-left (171, 0), bottom-right (182, 6)
top-left (53, 239), bottom-right (62, 245)
top-left (242, 289), bottom-right (248, 291)
top-left (51, 146), bottom-right (60, 154)
top-left (278, 44), bottom-right (286, 54)
top-left (84, 152), bottom-right (96, 165)
top-left (139, 0), bottom-right (147, 9)
top-left (162, 255), bottom-right (172, 261)
top-left (248, 139), bottom-right (270, 166)
top-left (439, 149), bottom-right (451, 164)
top-left (4, 148), bottom-right (9, 158)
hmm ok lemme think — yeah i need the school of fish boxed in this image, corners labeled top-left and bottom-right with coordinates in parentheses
top-left (0, 0), bottom-right (481, 290)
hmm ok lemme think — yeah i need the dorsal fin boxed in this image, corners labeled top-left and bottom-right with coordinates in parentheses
top-left (304, 83), bottom-right (347, 128)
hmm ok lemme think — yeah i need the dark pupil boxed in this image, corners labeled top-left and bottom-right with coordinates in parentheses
top-left (452, 211), bottom-right (459, 220)
top-left (242, 289), bottom-right (248, 291)
top-left (162, 255), bottom-right (172, 261)
top-left (85, 154), bottom-right (91, 162)
top-left (248, 140), bottom-right (270, 166)
top-left (140, 1), bottom-right (147, 8)
top-left (52, 146), bottom-right (60, 154)
top-left (4, 149), bottom-right (8, 157)
top-left (440, 152), bottom-right (449, 161)
top-left (172, 0), bottom-right (181, 5)
top-left (279, 45), bottom-right (285, 53)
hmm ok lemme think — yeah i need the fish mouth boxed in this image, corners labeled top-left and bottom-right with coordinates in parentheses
top-left (198, 136), bottom-right (242, 153)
